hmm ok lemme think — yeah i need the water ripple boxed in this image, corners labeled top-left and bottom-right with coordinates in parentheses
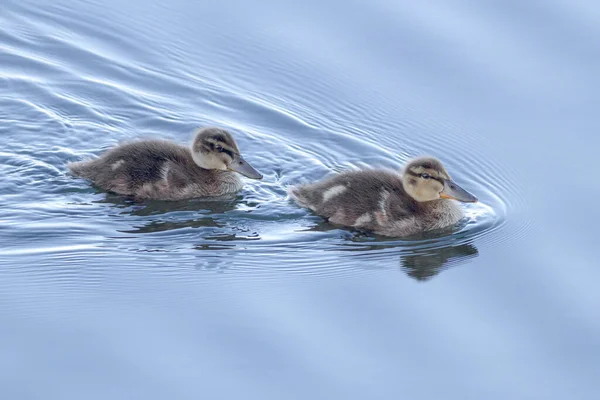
top-left (0, 0), bottom-right (532, 284)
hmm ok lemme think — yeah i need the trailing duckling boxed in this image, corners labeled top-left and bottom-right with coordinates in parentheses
top-left (69, 127), bottom-right (263, 200)
top-left (288, 157), bottom-right (477, 237)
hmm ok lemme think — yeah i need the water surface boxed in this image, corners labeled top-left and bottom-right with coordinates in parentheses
top-left (1, 0), bottom-right (599, 399)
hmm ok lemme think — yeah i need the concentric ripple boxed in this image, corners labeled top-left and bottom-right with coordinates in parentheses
top-left (0, 0), bottom-right (532, 283)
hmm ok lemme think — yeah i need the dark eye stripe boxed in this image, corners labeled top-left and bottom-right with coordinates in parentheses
top-left (208, 140), bottom-right (235, 157)
top-left (406, 169), bottom-right (444, 184)
top-left (222, 148), bottom-right (234, 158)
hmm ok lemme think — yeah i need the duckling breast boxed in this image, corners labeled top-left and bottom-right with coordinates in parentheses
top-left (424, 199), bottom-right (464, 230)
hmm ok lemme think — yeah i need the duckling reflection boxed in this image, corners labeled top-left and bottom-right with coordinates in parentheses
top-left (297, 222), bottom-right (479, 280)
top-left (96, 191), bottom-right (241, 216)
top-left (289, 156), bottom-right (477, 237)
top-left (121, 217), bottom-right (225, 234)
top-left (69, 127), bottom-right (263, 200)
top-left (94, 191), bottom-right (241, 234)
top-left (344, 237), bottom-right (479, 280)
top-left (400, 243), bottom-right (478, 281)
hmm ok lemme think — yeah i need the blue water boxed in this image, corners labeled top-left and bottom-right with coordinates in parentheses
top-left (1, 0), bottom-right (599, 398)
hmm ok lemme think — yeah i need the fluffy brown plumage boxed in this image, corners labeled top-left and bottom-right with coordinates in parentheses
top-left (288, 156), bottom-right (477, 237)
top-left (68, 127), bottom-right (262, 200)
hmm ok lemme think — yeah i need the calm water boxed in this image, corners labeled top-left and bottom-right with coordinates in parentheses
top-left (1, 0), bottom-right (599, 398)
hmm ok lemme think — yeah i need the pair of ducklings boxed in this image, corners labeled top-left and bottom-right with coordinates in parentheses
top-left (69, 127), bottom-right (477, 237)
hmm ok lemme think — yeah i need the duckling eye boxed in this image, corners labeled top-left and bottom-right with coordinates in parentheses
top-left (421, 173), bottom-right (431, 179)
top-left (215, 145), bottom-right (224, 152)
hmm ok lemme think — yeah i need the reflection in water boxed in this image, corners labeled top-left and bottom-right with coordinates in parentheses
top-left (96, 191), bottom-right (242, 215)
top-left (298, 218), bottom-right (480, 279)
top-left (400, 242), bottom-right (478, 281)
top-left (183, 219), bottom-right (481, 280)
top-left (94, 191), bottom-right (243, 233)
top-left (121, 218), bottom-right (224, 234)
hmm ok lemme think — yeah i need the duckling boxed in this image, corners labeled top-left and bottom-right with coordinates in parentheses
top-left (68, 127), bottom-right (263, 200)
top-left (288, 156), bottom-right (477, 237)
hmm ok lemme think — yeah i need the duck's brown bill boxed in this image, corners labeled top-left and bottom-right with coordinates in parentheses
top-left (440, 179), bottom-right (478, 203)
top-left (228, 155), bottom-right (263, 179)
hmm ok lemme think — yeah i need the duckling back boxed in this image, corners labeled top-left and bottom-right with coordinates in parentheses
top-left (290, 169), bottom-right (412, 229)
top-left (69, 140), bottom-right (242, 200)
top-left (289, 169), bottom-right (464, 237)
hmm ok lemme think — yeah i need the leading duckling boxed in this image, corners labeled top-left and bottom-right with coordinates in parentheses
top-left (288, 157), bottom-right (477, 237)
top-left (69, 127), bottom-right (263, 200)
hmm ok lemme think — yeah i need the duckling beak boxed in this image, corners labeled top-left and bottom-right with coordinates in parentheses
top-left (228, 155), bottom-right (263, 180)
top-left (440, 179), bottom-right (478, 203)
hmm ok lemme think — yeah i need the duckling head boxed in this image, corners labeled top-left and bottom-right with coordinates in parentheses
top-left (191, 127), bottom-right (263, 179)
top-left (402, 157), bottom-right (477, 203)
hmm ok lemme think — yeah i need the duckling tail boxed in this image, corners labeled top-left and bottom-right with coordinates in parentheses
top-left (67, 160), bottom-right (95, 179)
top-left (288, 184), bottom-right (317, 210)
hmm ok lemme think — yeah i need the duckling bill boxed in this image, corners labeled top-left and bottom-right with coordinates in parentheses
top-left (68, 127), bottom-right (262, 200)
top-left (288, 157), bottom-right (477, 237)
